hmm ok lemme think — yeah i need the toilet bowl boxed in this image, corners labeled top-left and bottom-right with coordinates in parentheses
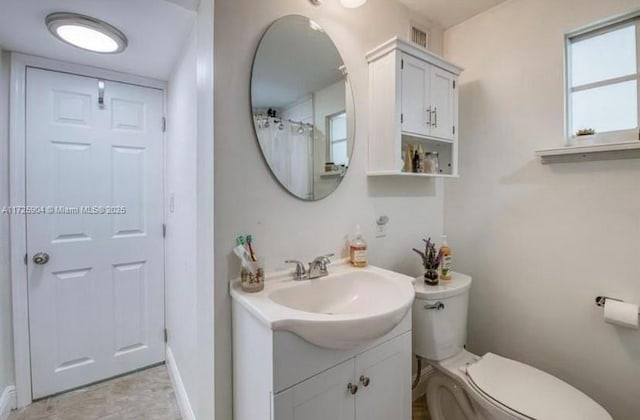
top-left (413, 274), bottom-right (612, 420)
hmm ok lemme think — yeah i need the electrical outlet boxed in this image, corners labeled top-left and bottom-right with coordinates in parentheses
top-left (375, 215), bottom-right (389, 238)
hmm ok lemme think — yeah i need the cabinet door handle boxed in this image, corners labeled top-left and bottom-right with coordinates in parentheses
top-left (347, 383), bottom-right (359, 395)
top-left (426, 107), bottom-right (431, 126)
top-left (360, 375), bottom-right (371, 387)
top-left (432, 107), bottom-right (438, 128)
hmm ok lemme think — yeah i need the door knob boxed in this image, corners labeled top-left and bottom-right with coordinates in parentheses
top-left (32, 252), bottom-right (50, 265)
top-left (347, 382), bottom-right (358, 395)
top-left (360, 375), bottom-right (370, 387)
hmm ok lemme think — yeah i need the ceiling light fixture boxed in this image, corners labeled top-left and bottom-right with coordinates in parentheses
top-left (340, 0), bottom-right (367, 8)
top-left (46, 13), bottom-right (128, 54)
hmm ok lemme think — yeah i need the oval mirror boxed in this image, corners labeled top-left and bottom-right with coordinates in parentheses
top-left (251, 15), bottom-right (355, 201)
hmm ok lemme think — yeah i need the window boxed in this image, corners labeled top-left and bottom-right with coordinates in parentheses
top-left (567, 16), bottom-right (640, 142)
top-left (327, 112), bottom-right (348, 166)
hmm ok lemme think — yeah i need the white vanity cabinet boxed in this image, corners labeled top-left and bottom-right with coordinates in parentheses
top-left (232, 300), bottom-right (412, 420)
top-left (274, 333), bottom-right (411, 420)
top-left (367, 37), bottom-right (463, 177)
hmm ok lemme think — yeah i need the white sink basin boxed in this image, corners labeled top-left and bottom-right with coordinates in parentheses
top-left (230, 261), bottom-right (415, 350)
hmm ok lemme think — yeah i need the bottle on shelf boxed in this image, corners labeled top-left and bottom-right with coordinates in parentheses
top-left (404, 144), bottom-right (414, 172)
top-left (417, 145), bottom-right (425, 173)
top-left (424, 152), bottom-right (440, 174)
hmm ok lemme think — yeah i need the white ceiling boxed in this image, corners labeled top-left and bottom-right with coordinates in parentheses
top-left (0, 0), bottom-right (196, 80)
top-left (396, 0), bottom-right (508, 28)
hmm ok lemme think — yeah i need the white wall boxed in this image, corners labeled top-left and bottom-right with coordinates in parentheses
top-left (0, 48), bottom-right (14, 396)
top-left (0, 49), bottom-right (15, 397)
top-left (166, 25), bottom-right (198, 415)
top-left (195, 0), bottom-right (215, 418)
top-left (444, 1), bottom-right (640, 418)
top-left (215, 0), bottom-right (444, 418)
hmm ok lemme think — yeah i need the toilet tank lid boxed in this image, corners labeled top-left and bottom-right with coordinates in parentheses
top-left (414, 272), bottom-right (471, 300)
top-left (466, 353), bottom-right (612, 420)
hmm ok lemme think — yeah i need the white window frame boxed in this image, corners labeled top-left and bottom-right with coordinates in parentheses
top-left (565, 11), bottom-right (640, 145)
top-left (326, 111), bottom-right (348, 166)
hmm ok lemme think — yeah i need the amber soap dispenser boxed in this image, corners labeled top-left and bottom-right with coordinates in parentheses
top-left (349, 225), bottom-right (368, 267)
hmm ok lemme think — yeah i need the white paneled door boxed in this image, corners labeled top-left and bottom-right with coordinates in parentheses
top-left (26, 68), bottom-right (165, 399)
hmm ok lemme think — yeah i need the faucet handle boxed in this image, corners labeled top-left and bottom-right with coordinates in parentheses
top-left (313, 253), bottom-right (334, 264)
top-left (285, 260), bottom-right (307, 281)
top-left (311, 254), bottom-right (334, 272)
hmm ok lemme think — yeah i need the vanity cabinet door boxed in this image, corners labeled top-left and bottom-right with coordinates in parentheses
top-left (401, 54), bottom-right (431, 137)
top-left (354, 332), bottom-right (412, 420)
top-left (429, 67), bottom-right (457, 141)
top-left (273, 359), bottom-right (356, 420)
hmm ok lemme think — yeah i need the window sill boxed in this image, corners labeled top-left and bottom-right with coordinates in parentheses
top-left (320, 170), bottom-right (346, 178)
top-left (536, 141), bottom-right (640, 164)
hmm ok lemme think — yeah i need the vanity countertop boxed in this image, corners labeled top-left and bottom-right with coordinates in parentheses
top-left (230, 260), bottom-right (415, 350)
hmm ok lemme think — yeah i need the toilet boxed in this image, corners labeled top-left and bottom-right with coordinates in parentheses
top-left (413, 273), bottom-right (613, 420)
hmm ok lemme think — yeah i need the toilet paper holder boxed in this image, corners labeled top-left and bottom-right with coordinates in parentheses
top-left (595, 296), bottom-right (640, 313)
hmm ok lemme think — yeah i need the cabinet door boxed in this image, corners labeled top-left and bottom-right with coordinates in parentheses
top-left (274, 359), bottom-right (355, 420)
top-left (355, 333), bottom-right (412, 420)
top-left (401, 54), bottom-right (431, 137)
top-left (429, 67), bottom-right (456, 141)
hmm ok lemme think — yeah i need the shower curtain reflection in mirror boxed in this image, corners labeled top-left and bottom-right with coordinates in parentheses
top-left (254, 111), bottom-right (314, 200)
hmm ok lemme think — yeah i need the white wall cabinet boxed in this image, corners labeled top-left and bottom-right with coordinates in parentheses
top-left (367, 37), bottom-right (463, 177)
top-left (232, 300), bottom-right (412, 420)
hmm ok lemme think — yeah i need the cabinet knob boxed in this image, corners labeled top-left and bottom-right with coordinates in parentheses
top-left (359, 375), bottom-right (370, 387)
top-left (347, 382), bottom-right (358, 395)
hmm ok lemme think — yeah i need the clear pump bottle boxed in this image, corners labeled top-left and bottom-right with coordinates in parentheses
top-left (349, 225), bottom-right (368, 267)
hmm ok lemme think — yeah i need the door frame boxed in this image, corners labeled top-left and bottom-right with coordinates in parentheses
top-left (9, 53), bottom-right (167, 407)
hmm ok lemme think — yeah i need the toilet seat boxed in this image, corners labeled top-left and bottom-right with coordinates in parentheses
top-left (465, 353), bottom-right (612, 420)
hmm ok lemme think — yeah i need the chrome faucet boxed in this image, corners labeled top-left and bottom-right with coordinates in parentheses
top-left (285, 253), bottom-right (334, 281)
top-left (308, 254), bottom-right (333, 279)
top-left (284, 260), bottom-right (307, 281)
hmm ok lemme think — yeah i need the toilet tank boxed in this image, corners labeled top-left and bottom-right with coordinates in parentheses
top-left (412, 273), bottom-right (472, 361)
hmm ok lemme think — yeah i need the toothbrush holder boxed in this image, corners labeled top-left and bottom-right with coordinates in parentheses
top-left (240, 257), bottom-right (265, 293)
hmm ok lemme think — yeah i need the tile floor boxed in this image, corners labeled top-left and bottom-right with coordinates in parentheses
top-left (412, 395), bottom-right (432, 420)
top-left (10, 365), bottom-right (427, 420)
top-left (8, 365), bottom-right (180, 420)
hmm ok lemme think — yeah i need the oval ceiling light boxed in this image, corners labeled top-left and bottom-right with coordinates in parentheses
top-left (340, 0), bottom-right (367, 8)
top-left (46, 13), bottom-right (128, 54)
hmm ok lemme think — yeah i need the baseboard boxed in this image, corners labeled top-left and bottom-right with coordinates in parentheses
top-left (412, 364), bottom-right (435, 401)
top-left (166, 347), bottom-right (195, 420)
top-left (0, 386), bottom-right (16, 420)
